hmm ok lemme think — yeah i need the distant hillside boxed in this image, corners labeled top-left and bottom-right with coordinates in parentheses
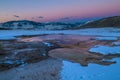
top-left (81, 16), bottom-right (120, 28)
top-left (0, 20), bottom-right (81, 30)
top-left (0, 20), bottom-right (42, 30)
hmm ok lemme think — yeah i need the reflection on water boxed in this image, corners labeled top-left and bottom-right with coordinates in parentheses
top-left (61, 58), bottom-right (120, 80)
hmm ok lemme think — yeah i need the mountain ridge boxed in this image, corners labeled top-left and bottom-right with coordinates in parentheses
top-left (80, 16), bottom-right (120, 28)
top-left (0, 20), bottom-right (81, 30)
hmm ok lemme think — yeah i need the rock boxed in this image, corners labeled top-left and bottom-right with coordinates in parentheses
top-left (4, 42), bottom-right (46, 49)
top-left (0, 41), bottom-right (61, 71)
top-left (13, 42), bottom-right (60, 63)
top-left (0, 60), bottom-right (24, 71)
top-left (6, 42), bottom-right (59, 63)
top-left (14, 48), bottom-right (47, 63)
top-left (42, 41), bottom-right (61, 52)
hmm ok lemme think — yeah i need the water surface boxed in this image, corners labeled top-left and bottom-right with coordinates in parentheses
top-left (61, 58), bottom-right (120, 80)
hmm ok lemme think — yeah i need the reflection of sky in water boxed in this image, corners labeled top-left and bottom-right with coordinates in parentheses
top-left (89, 45), bottom-right (120, 55)
top-left (61, 58), bottom-right (120, 80)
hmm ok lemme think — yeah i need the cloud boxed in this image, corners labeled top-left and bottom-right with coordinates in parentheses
top-left (13, 15), bottom-right (20, 18)
top-left (32, 17), bottom-right (34, 19)
top-left (60, 17), bottom-right (70, 20)
top-left (38, 16), bottom-right (44, 19)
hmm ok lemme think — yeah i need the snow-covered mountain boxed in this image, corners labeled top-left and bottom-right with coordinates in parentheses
top-left (0, 20), bottom-right (39, 30)
top-left (0, 20), bottom-right (81, 30)
top-left (80, 16), bottom-right (120, 28)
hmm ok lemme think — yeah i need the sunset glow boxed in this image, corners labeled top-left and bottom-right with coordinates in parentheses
top-left (0, 0), bottom-right (120, 22)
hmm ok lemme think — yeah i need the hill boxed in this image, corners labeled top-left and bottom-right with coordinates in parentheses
top-left (0, 20), bottom-right (81, 30)
top-left (81, 16), bottom-right (120, 28)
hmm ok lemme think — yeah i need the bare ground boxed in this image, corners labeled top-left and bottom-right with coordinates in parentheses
top-left (0, 58), bottom-right (62, 80)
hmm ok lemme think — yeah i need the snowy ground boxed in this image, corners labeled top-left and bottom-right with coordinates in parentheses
top-left (112, 42), bottom-right (120, 46)
top-left (1, 28), bottom-right (120, 40)
top-left (95, 37), bottom-right (118, 41)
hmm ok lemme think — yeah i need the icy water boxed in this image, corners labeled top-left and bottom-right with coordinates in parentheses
top-left (61, 58), bottom-right (120, 80)
top-left (1, 28), bottom-right (120, 40)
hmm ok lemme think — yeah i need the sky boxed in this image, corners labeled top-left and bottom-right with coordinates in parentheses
top-left (0, 0), bottom-right (120, 23)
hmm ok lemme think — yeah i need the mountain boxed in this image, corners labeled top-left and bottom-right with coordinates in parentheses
top-left (0, 20), bottom-right (81, 30)
top-left (0, 20), bottom-right (41, 30)
top-left (80, 16), bottom-right (120, 28)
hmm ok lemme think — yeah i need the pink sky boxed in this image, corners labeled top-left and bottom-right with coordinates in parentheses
top-left (0, 0), bottom-right (120, 22)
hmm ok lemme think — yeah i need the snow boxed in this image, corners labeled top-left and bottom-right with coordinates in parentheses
top-left (95, 37), bottom-right (118, 41)
top-left (1, 28), bottom-right (120, 40)
top-left (112, 42), bottom-right (120, 46)
top-left (61, 58), bottom-right (120, 80)
top-left (89, 45), bottom-right (120, 54)
top-left (42, 42), bottom-right (54, 47)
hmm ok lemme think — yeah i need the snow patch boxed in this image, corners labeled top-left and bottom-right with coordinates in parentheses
top-left (95, 37), bottom-right (118, 41)
top-left (112, 42), bottom-right (120, 46)
top-left (42, 42), bottom-right (53, 47)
